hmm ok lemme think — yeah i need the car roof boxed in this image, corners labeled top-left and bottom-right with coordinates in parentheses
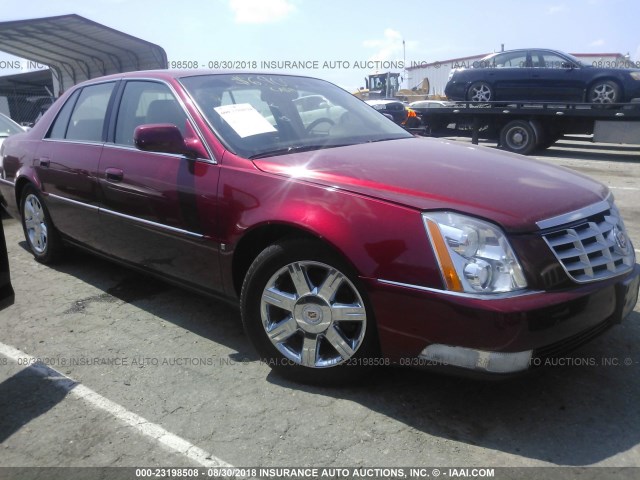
top-left (481, 48), bottom-right (566, 60)
top-left (68, 70), bottom-right (320, 89)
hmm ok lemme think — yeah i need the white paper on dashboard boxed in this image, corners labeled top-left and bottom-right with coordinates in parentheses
top-left (214, 103), bottom-right (277, 138)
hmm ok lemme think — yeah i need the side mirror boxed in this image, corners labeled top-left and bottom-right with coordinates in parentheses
top-left (134, 124), bottom-right (206, 159)
top-left (561, 62), bottom-right (574, 69)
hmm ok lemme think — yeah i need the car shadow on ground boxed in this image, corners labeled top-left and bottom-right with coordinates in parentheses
top-left (22, 241), bottom-right (640, 467)
top-left (441, 136), bottom-right (640, 163)
top-left (0, 368), bottom-right (72, 444)
top-left (535, 137), bottom-right (640, 163)
top-left (17, 241), bottom-right (255, 361)
top-left (266, 310), bottom-right (640, 466)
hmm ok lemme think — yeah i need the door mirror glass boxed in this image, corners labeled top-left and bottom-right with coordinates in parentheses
top-left (134, 124), bottom-right (191, 156)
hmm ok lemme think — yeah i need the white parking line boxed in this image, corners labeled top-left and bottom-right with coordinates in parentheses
top-left (609, 186), bottom-right (640, 191)
top-left (0, 341), bottom-right (232, 468)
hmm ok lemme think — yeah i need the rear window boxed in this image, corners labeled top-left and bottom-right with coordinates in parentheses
top-left (47, 82), bottom-right (115, 142)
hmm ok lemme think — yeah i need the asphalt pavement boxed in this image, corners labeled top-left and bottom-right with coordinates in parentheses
top-left (1, 137), bottom-right (639, 476)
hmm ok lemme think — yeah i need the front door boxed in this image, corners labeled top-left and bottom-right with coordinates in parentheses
top-left (97, 80), bottom-right (222, 292)
top-left (529, 51), bottom-right (584, 102)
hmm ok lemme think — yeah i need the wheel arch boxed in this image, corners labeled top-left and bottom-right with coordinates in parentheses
top-left (230, 222), bottom-right (353, 297)
top-left (585, 76), bottom-right (624, 99)
top-left (14, 176), bottom-right (40, 215)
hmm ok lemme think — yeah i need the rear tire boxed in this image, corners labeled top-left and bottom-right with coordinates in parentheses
top-left (20, 185), bottom-right (64, 264)
top-left (240, 238), bottom-right (379, 384)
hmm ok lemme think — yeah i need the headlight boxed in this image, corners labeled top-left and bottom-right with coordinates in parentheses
top-left (630, 72), bottom-right (640, 81)
top-left (423, 212), bottom-right (528, 294)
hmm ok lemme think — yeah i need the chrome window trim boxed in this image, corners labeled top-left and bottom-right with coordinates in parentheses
top-left (48, 193), bottom-right (204, 240)
top-left (42, 138), bottom-right (105, 146)
top-left (377, 279), bottom-right (540, 300)
top-left (40, 77), bottom-right (217, 164)
top-left (45, 80), bottom-right (118, 143)
top-left (101, 142), bottom-right (217, 165)
top-left (536, 194), bottom-right (612, 230)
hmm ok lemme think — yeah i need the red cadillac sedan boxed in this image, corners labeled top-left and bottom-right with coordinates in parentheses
top-left (0, 71), bottom-right (637, 383)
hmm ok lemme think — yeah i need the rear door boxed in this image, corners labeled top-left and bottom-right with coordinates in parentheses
top-left (35, 81), bottom-right (116, 246)
top-left (97, 79), bottom-right (222, 292)
top-left (486, 51), bottom-right (532, 100)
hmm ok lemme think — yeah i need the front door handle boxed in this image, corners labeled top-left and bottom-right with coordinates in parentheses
top-left (105, 168), bottom-right (124, 182)
top-left (38, 157), bottom-right (50, 168)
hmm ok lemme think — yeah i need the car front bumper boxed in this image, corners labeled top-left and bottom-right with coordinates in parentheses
top-left (444, 81), bottom-right (468, 101)
top-left (367, 263), bottom-right (640, 375)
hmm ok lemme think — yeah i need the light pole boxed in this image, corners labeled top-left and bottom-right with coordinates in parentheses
top-left (403, 39), bottom-right (406, 88)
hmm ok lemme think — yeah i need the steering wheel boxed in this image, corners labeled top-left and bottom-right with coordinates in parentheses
top-left (305, 117), bottom-right (335, 133)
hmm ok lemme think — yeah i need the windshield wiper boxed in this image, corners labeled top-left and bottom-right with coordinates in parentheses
top-left (249, 143), bottom-right (353, 159)
top-left (368, 135), bottom-right (411, 143)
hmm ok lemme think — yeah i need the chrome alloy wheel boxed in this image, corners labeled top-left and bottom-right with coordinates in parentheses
top-left (469, 83), bottom-right (492, 101)
top-left (260, 261), bottom-right (367, 368)
top-left (589, 83), bottom-right (617, 103)
top-left (23, 193), bottom-right (48, 254)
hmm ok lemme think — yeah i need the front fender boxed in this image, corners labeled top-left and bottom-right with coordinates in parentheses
top-left (219, 166), bottom-right (443, 291)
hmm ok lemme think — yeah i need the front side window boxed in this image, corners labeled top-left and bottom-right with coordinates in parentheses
top-left (532, 51), bottom-right (573, 69)
top-left (114, 81), bottom-right (189, 146)
top-left (180, 74), bottom-right (411, 159)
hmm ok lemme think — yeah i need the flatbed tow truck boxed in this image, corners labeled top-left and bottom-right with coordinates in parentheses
top-left (410, 101), bottom-right (640, 155)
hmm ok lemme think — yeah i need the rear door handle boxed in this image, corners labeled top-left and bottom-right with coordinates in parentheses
top-left (38, 157), bottom-right (50, 168)
top-left (105, 168), bottom-right (124, 182)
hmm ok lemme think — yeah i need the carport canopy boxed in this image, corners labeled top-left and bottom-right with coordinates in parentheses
top-left (0, 14), bottom-right (167, 95)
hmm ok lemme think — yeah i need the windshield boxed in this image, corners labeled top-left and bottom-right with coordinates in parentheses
top-left (179, 74), bottom-right (412, 159)
top-left (0, 114), bottom-right (23, 137)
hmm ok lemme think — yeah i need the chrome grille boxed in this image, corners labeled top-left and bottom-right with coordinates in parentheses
top-left (540, 201), bottom-right (635, 283)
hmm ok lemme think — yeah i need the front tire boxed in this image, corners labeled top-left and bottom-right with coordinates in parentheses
top-left (588, 80), bottom-right (621, 104)
top-left (240, 238), bottom-right (379, 384)
top-left (466, 81), bottom-right (493, 102)
top-left (20, 186), bottom-right (64, 264)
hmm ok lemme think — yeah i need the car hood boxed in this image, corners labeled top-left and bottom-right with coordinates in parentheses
top-left (252, 137), bottom-right (608, 233)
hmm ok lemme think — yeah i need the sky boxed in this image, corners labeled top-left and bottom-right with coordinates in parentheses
top-left (1, 0), bottom-right (639, 91)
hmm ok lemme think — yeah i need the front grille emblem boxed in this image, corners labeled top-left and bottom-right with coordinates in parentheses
top-left (613, 225), bottom-right (629, 254)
